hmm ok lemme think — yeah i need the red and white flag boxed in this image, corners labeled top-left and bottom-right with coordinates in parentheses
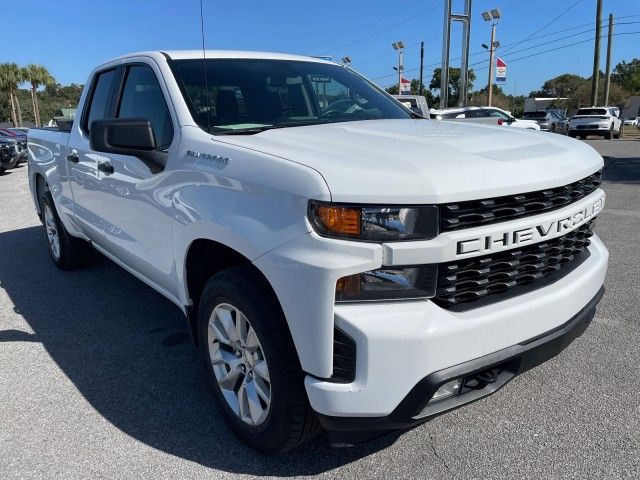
top-left (400, 77), bottom-right (411, 94)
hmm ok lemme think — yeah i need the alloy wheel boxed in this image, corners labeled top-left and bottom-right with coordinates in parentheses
top-left (208, 303), bottom-right (271, 426)
top-left (43, 204), bottom-right (61, 260)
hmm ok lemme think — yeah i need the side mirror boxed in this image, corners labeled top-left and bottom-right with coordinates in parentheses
top-left (90, 118), bottom-right (166, 172)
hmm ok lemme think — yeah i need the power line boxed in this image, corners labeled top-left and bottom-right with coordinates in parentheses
top-left (368, 21), bottom-right (640, 83)
top-left (501, 0), bottom-right (586, 55)
top-left (472, 31), bottom-right (640, 73)
top-left (306, 0), bottom-right (440, 53)
top-left (320, 4), bottom-right (442, 55)
top-left (470, 21), bottom-right (640, 67)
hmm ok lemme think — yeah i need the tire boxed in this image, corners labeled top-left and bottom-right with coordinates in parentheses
top-left (606, 125), bottom-right (614, 140)
top-left (38, 190), bottom-right (93, 270)
top-left (615, 124), bottom-right (623, 139)
top-left (0, 166), bottom-right (5, 175)
top-left (197, 265), bottom-right (320, 453)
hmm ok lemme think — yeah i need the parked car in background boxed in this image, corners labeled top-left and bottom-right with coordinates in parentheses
top-left (547, 110), bottom-right (570, 135)
top-left (391, 95), bottom-right (430, 117)
top-left (0, 140), bottom-right (19, 173)
top-left (0, 128), bottom-right (27, 142)
top-left (569, 107), bottom-right (624, 140)
top-left (0, 136), bottom-right (25, 167)
top-left (521, 111), bottom-right (555, 131)
top-left (431, 106), bottom-right (540, 130)
top-left (0, 130), bottom-right (27, 163)
top-left (623, 116), bottom-right (639, 127)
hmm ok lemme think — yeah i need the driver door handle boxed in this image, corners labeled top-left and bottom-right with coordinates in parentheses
top-left (97, 161), bottom-right (114, 175)
top-left (66, 152), bottom-right (79, 163)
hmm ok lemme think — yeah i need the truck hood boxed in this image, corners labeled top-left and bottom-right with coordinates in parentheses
top-left (216, 119), bottom-right (603, 203)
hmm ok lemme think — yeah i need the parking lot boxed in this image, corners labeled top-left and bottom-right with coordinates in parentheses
top-left (0, 138), bottom-right (638, 479)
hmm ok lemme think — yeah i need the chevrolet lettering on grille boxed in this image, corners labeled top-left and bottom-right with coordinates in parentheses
top-left (456, 196), bottom-right (604, 256)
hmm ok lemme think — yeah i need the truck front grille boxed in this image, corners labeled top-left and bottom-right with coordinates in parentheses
top-left (439, 170), bottom-right (601, 232)
top-left (432, 221), bottom-right (594, 309)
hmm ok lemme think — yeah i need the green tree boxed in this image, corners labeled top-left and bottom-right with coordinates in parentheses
top-left (536, 73), bottom-right (585, 98)
top-left (23, 64), bottom-right (55, 127)
top-left (0, 63), bottom-right (26, 126)
top-left (612, 58), bottom-right (640, 95)
top-left (385, 79), bottom-right (434, 108)
top-left (429, 67), bottom-right (476, 107)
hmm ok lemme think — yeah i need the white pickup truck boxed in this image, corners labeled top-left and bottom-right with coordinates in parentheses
top-left (28, 51), bottom-right (608, 452)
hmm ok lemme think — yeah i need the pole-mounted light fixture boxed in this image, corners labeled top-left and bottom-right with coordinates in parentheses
top-left (482, 8), bottom-right (502, 107)
top-left (392, 41), bottom-right (405, 94)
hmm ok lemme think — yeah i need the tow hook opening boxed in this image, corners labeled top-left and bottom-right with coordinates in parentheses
top-left (428, 361), bottom-right (517, 406)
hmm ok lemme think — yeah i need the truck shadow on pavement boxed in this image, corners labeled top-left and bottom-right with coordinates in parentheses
top-left (0, 226), bottom-right (399, 475)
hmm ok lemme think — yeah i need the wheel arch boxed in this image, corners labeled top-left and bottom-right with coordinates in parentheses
top-left (182, 238), bottom-right (286, 348)
top-left (33, 172), bottom-right (47, 215)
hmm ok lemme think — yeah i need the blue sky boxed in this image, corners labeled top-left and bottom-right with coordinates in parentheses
top-left (9, 0), bottom-right (640, 95)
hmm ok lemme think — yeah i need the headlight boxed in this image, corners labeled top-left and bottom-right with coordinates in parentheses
top-left (308, 201), bottom-right (438, 241)
top-left (335, 265), bottom-right (437, 302)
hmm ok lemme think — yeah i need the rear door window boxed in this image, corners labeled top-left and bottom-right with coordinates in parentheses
top-left (83, 69), bottom-right (116, 132)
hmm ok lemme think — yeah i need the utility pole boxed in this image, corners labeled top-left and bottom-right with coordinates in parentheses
top-left (604, 13), bottom-right (614, 106)
top-left (392, 41), bottom-right (405, 94)
top-left (419, 41), bottom-right (424, 95)
top-left (590, 0), bottom-right (602, 106)
top-left (482, 9), bottom-right (501, 107)
top-left (487, 23), bottom-right (496, 106)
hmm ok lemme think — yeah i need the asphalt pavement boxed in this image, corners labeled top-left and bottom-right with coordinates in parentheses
top-left (0, 138), bottom-right (638, 479)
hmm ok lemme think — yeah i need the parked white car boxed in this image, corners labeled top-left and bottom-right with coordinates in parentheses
top-left (623, 116), bottom-right (639, 127)
top-left (27, 50), bottom-right (607, 452)
top-left (569, 107), bottom-right (623, 139)
top-left (431, 106), bottom-right (541, 130)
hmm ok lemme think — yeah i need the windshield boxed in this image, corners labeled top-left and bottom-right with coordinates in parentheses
top-left (576, 108), bottom-right (607, 116)
top-left (169, 58), bottom-right (412, 134)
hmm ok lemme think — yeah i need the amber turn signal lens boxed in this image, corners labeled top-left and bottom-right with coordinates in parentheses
top-left (336, 273), bottom-right (362, 297)
top-left (316, 205), bottom-right (361, 235)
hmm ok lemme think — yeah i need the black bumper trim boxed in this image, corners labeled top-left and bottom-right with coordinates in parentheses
top-left (318, 286), bottom-right (605, 446)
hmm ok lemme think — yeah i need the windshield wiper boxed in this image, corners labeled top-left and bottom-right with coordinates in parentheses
top-left (215, 125), bottom-right (285, 135)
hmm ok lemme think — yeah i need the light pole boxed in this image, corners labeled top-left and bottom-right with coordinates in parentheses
top-left (482, 8), bottom-right (501, 106)
top-left (341, 56), bottom-right (352, 68)
top-left (392, 41), bottom-right (405, 94)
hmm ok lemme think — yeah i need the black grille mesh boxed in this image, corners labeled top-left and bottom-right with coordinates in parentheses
top-left (432, 221), bottom-right (594, 309)
top-left (332, 328), bottom-right (356, 383)
top-left (439, 170), bottom-right (602, 232)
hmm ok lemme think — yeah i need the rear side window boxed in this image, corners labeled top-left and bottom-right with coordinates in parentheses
top-left (117, 65), bottom-right (174, 149)
top-left (576, 108), bottom-right (607, 116)
top-left (84, 69), bottom-right (116, 132)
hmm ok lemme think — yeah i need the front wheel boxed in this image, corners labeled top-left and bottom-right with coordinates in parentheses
top-left (197, 265), bottom-right (320, 452)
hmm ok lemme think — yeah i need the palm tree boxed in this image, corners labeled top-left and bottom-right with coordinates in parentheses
top-left (23, 64), bottom-right (55, 127)
top-left (0, 63), bottom-right (23, 126)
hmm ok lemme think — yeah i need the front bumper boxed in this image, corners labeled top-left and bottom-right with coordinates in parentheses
top-left (319, 285), bottom-right (604, 446)
top-left (304, 234), bottom-right (608, 417)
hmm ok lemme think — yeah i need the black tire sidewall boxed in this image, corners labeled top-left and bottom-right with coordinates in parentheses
top-left (39, 191), bottom-right (67, 268)
top-left (197, 267), bottom-right (304, 452)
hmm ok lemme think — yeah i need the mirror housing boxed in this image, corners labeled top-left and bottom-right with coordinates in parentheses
top-left (90, 118), bottom-right (166, 172)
